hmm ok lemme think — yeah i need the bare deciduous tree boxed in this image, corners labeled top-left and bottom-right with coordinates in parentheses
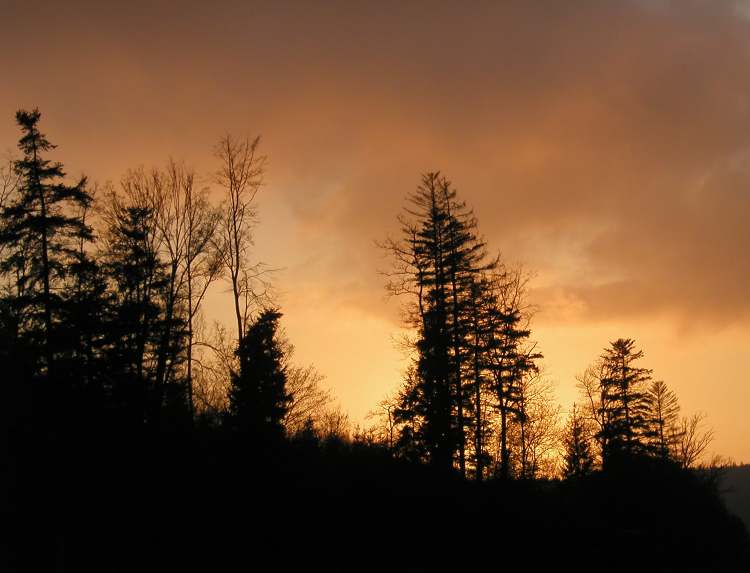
top-left (112, 161), bottom-right (222, 415)
top-left (576, 359), bottom-right (612, 468)
top-left (678, 412), bottom-right (714, 468)
top-left (366, 394), bottom-right (399, 450)
top-left (214, 134), bottom-right (272, 343)
top-left (0, 153), bottom-right (21, 296)
top-left (152, 160), bottom-right (222, 414)
top-left (191, 321), bottom-right (236, 422)
top-left (319, 404), bottom-right (351, 442)
top-left (508, 370), bottom-right (561, 479)
top-left (0, 153), bottom-right (19, 213)
top-left (283, 364), bottom-right (333, 435)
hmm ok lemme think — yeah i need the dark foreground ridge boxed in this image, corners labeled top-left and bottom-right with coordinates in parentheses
top-left (724, 465), bottom-right (750, 532)
top-left (3, 421), bottom-right (748, 572)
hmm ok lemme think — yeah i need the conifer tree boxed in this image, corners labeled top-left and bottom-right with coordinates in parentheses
top-left (101, 193), bottom-right (168, 423)
top-left (441, 180), bottom-right (489, 475)
top-left (383, 173), bottom-right (541, 477)
top-left (644, 380), bottom-right (681, 461)
top-left (0, 109), bottom-right (93, 377)
top-left (464, 274), bottom-right (494, 480)
top-left (384, 173), bottom-right (490, 473)
top-left (228, 308), bottom-right (290, 437)
top-left (57, 194), bottom-right (108, 399)
top-left (597, 338), bottom-right (652, 466)
top-left (484, 269), bottom-right (540, 479)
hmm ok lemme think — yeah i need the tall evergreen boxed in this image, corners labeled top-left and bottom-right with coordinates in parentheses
top-left (597, 338), bottom-right (652, 466)
top-left (484, 270), bottom-right (539, 480)
top-left (644, 380), bottom-right (681, 461)
top-left (462, 269), bottom-right (540, 480)
top-left (409, 173), bottom-right (455, 471)
top-left (101, 198), bottom-right (169, 425)
top-left (386, 173), bottom-right (490, 474)
top-left (383, 173), bottom-right (541, 477)
top-left (56, 196), bottom-right (108, 402)
top-left (0, 109), bottom-right (93, 377)
top-left (464, 275), bottom-right (493, 480)
top-left (228, 308), bottom-right (290, 437)
top-left (441, 181), bottom-right (489, 475)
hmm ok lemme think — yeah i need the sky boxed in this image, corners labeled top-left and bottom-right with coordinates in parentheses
top-left (2, 0), bottom-right (749, 461)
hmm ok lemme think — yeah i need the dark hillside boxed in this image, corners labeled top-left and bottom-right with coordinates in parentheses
top-left (723, 465), bottom-right (750, 531)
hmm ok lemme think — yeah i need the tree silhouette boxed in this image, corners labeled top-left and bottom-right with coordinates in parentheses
top-left (148, 160), bottom-right (222, 417)
top-left (0, 109), bottom-right (93, 379)
top-left (214, 134), bottom-right (270, 345)
top-left (644, 379), bottom-right (681, 461)
top-left (382, 174), bottom-right (544, 479)
top-left (596, 338), bottom-right (653, 466)
top-left (284, 364), bottom-right (332, 436)
top-left (383, 172), bottom-right (493, 474)
top-left (677, 412), bottom-right (715, 468)
top-left (509, 369), bottom-right (560, 479)
top-left (483, 268), bottom-right (540, 479)
top-left (57, 186), bottom-right (108, 400)
top-left (227, 308), bottom-right (290, 437)
top-left (562, 404), bottom-right (595, 479)
top-left (440, 179), bottom-right (490, 475)
top-left (100, 188), bottom-right (169, 425)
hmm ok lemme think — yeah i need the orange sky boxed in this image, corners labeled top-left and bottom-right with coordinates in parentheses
top-left (2, 0), bottom-right (750, 461)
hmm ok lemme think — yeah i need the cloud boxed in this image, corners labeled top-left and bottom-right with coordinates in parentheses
top-left (2, 0), bottom-right (750, 329)
top-left (262, 0), bottom-right (750, 327)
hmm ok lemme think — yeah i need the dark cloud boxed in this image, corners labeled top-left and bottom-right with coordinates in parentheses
top-left (2, 0), bottom-right (750, 328)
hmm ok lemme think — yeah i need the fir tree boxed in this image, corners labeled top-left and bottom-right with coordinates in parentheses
top-left (385, 173), bottom-right (490, 473)
top-left (597, 338), bottom-right (652, 466)
top-left (56, 195), bottom-right (108, 401)
top-left (644, 380), bottom-right (681, 461)
top-left (383, 173), bottom-right (540, 477)
top-left (101, 198), bottom-right (168, 424)
top-left (228, 308), bottom-right (290, 437)
top-left (484, 269), bottom-right (540, 480)
top-left (0, 108), bottom-right (93, 376)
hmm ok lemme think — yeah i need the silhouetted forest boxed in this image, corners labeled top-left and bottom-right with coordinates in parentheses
top-left (1, 110), bottom-right (747, 571)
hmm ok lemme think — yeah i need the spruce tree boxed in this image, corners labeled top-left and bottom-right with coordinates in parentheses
top-left (465, 275), bottom-right (493, 480)
top-left (597, 338), bottom-right (652, 466)
top-left (483, 269), bottom-right (539, 480)
top-left (228, 308), bottom-right (290, 437)
top-left (383, 173), bottom-right (540, 477)
top-left (385, 173), bottom-right (490, 473)
top-left (101, 199), bottom-right (168, 424)
top-left (56, 197), bottom-right (108, 402)
top-left (441, 180), bottom-right (490, 476)
top-left (644, 380), bottom-right (681, 461)
top-left (0, 109), bottom-right (93, 377)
